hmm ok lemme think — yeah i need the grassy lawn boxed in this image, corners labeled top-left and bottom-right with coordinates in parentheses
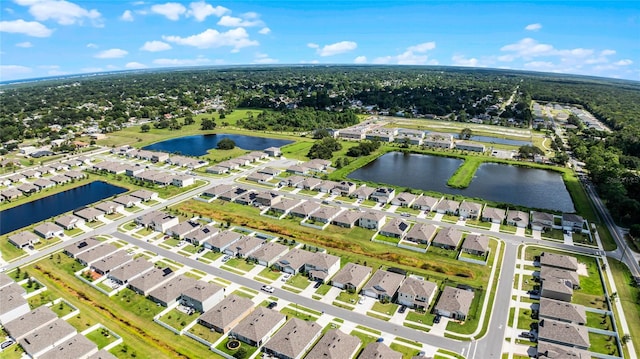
top-left (350, 330), bottom-right (377, 348)
top-left (390, 342), bottom-right (421, 359)
top-left (374, 234), bottom-right (400, 245)
top-left (285, 274), bottom-right (311, 290)
top-left (336, 291), bottom-right (360, 304)
top-left (586, 311), bottom-right (612, 331)
top-left (135, 227), bottom-right (155, 237)
top-left (371, 301), bottom-right (399, 316)
top-left (447, 156), bottom-right (483, 189)
top-left (231, 289), bottom-right (255, 299)
top-left (315, 283), bottom-right (332, 295)
top-left (187, 323), bottom-right (223, 345)
top-left (67, 312), bottom-right (97, 331)
top-left (28, 290), bottom-right (56, 309)
top-left (122, 222), bottom-right (137, 231)
top-left (542, 229), bottom-right (565, 240)
top-left (85, 327), bottom-right (118, 349)
top-left (465, 219), bottom-right (492, 229)
top-left (180, 245), bottom-right (200, 254)
top-left (516, 308), bottom-right (537, 330)
top-left (0, 238), bottom-right (27, 262)
top-left (395, 207), bottom-right (421, 215)
top-left (51, 300), bottom-right (75, 317)
top-left (64, 227), bottom-right (84, 237)
top-left (366, 311), bottom-right (390, 321)
top-left (608, 258), bottom-right (640, 348)
top-left (224, 258), bottom-right (255, 272)
top-left (201, 251), bottom-right (222, 261)
top-left (257, 267), bottom-right (281, 281)
top-left (406, 310), bottom-right (436, 325)
top-left (280, 307), bottom-right (318, 321)
top-left (160, 308), bottom-right (197, 331)
top-left (215, 337), bottom-right (258, 358)
top-left (588, 332), bottom-right (620, 356)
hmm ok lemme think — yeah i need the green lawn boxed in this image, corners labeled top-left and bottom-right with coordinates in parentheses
top-left (215, 337), bottom-right (258, 358)
top-left (285, 274), bottom-right (311, 290)
top-left (371, 301), bottom-right (399, 316)
top-left (231, 289), bottom-right (255, 299)
top-left (586, 311), bottom-right (612, 331)
top-left (280, 307), bottom-right (318, 322)
top-left (28, 290), bottom-right (55, 309)
top-left (201, 251), bottom-right (223, 261)
top-left (187, 323), bottom-right (223, 345)
top-left (336, 291), bottom-right (360, 304)
top-left (315, 283), bottom-right (332, 295)
top-left (224, 258), bottom-right (256, 272)
top-left (257, 267), bottom-right (281, 281)
top-left (67, 313), bottom-right (97, 331)
top-left (350, 330), bottom-right (377, 348)
top-left (366, 311), bottom-right (390, 321)
top-left (159, 308), bottom-right (197, 331)
top-left (0, 239), bottom-right (27, 262)
top-left (516, 308), bottom-right (537, 331)
top-left (607, 259), bottom-right (640, 350)
top-left (85, 327), bottom-right (118, 349)
top-left (405, 310), bottom-right (436, 325)
top-left (390, 342), bottom-right (421, 359)
top-left (51, 300), bottom-right (75, 317)
top-left (122, 222), bottom-right (138, 231)
top-left (588, 332), bottom-right (619, 356)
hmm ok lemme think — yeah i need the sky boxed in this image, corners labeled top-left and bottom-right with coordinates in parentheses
top-left (1, 0), bottom-right (639, 82)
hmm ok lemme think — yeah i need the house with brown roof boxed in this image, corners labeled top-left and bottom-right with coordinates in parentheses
top-left (76, 243), bottom-right (119, 267)
top-left (91, 250), bottom-right (132, 275)
top-left (361, 270), bottom-right (405, 301)
top-left (306, 329), bottom-right (361, 359)
top-left (331, 210), bottom-right (362, 228)
top-left (306, 252), bottom-right (341, 282)
top-left (33, 178), bottom-right (54, 190)
top-left (128, 267), bottom-right (175, 296)
top-left (168, 221), bottom-right (200, 239)
top-left (3, 306), bottom-right (58, 341)
top-left (148, 275), bottom-right (198, 307)
top-left (1, 187), bottom-right (22, 201)
top-left (39, 333), bottom-right (98, 359)
top-left (331, 263), bottom-right (372, 292)
top-left (218, 187), bottom-right (249, 202)
top-left (458, 201), bottom-right (483, 219)
top-left (434, 286), bottom-right (475, 320)
top-left (184, 225), bottom-right (219, 246)
top-left (113, 194), bottom-right (142, 208)
top-left (506, 210), bottom-right (529, 228)
top-left (129, 189), bottom-right (158, 202)
top-left (18, 318), bottom-right (77, 359)
top-left (263, 318), bottom-right (323, 359)
top-left (205, 230), bottom-right (242, 252)
top-left (358, 211), bottom-right (386, 230)
top-left (461, 234), bottom-right (490, 256)
top-left (34, 223), bottom-right (64, 239)
top-left (536, 342), bottom-right (590, 359)
top-left (225, 235), bottom-right (264, 258)
top-left (74, 207), bottom-right (104, 222)
top-left (230, 307), bottom-right (287, 347)
top-left (180, 282), bottom-right (224, 312)
top-left (539, 252), bottom-right (579, 271)
top-left (540, 267), bottom-right (580, 289)
top-left (308, 206), bottom-right (341, 224)
top-left (411, 195), bottom-right (440, 212)
top-left (95, 201), bottom-right (124, 215)
top-left (255, 191), bottom-right (282, 207)
top-left (370, 187), bottom-right (396, 203)
top-left (50, 174), bottom-right (71, 185)
top-left (540, 277), bottom-right (574, 302)
top-left (379, 218), bottom-right (410, 239)
top-left (8, 231), bottom-right (40, 249)
top-left (248, 241), bottom-right (289, 267)
top-left (17, 182), bottom-right (38, 194)
top-left (481, 207), bottom-right (506, 224)
top-left (55, 215), bottom-right (85, 230)
top-left (270, 198), bottom-right (301, 216)
top-left (537, 319), bottom-right (590, 350)
top-left (358, 342), bottom-right (402, 359)
top-left (135, 211), bottom-right (179, 233)
top-left (405, 223), bottom-right (437, 244)
top-left (539, 298), bottom-right (586, 325)
top-left (431, 227), bottom-right (463, 250)
top-left (290, 201), bottom-right (319, 218)
top-left (198, 294), bottom-right (255, 333)
top-left (63, 237), bottom-right (102, 258)
top-left (274, 248), bottom-right (314, 275)
top-left (334, 181), bottom-right (357, 196)
top-left (0, 286), bottom-right (30, 325)
top-left (319, 180), bottom-right (340, 194)
top-left (397, 277), bottom-right (438, 310)
top-left (299, 177), bottom-right (323, 190)
top-left (351, 186), bottom-right (375, 200)
top-left (531, 211), bottom-right (555, 231)
top-left (433, 199), bottom-right (460, 215)
top-left (107, 258), bottom-right (154, 285)
top-left (391, 192), bottom-right (417, 207)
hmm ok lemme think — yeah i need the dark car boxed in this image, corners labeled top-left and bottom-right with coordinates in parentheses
top-left (313, 281), bottom-right (322, 289)
top-left (398, 305), bottom-right (407, 314)
top-left (376, 337), bottom-right (384, 343)
top-left (433, 315), bottom-right (441, 324)
top-left (267, 301), bottom-right (278, 309)
top-left (1, 340), bottom-right (15, 350)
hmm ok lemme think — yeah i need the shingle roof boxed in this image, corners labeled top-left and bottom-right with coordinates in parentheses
top-left (538, 319), bottom-right (590, 348)
top-left (305, 328), bottom-right (361, 359)
top-left (148, 275), bottom-right (198, 304)
top-left (3, 306), bottom-right (58, 340)
top-left (19, 318), bottom-right (76, 356)
top-left (461, 234), bottom-right (490, 253)
top-left (363, 270), bottom-right (404, 297)
top-left (263, 318), bottom-right (322, 359)
top-left (63, 237), bottom-right (102, 257)
top-left (432, 227), bottom-right (463, 248)
top-left (39, 333), bottom-right (96, 359)
top-left (198, 294), bottom-right (254, 331)
top-left (482, 207), bottom-right (506, 221)
top-left (181, 282), bottom-right (223, 303)
top-left (232, 307), bottom-right (286, 344)
top-left (405, 223), bottom-right (437, 243)
top-left (399, 277), bottom-right (437, 300)
top-left (358, 342), bottom-right (402, 359)
top-left (249, 241), bottom-right (288, 263)
top-left (331, 263), bottom-right (372, 288)
top-left (434, 286), bottom-right (475, 317)
top-left (128, 267), bottom-right (175, 294)
top-left (539, 298), bottom-right (586, 324)
top-left (540, 252), bottom-right (579, 271)
top-left (537, 342), bottom-right (590, 359)
top-left (108, 258), bottom-right (153, 283)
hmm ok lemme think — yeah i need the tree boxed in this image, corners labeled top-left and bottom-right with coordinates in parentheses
top-left (518, 145), bottom-right (544, 159)
top-left (233, 347), bottom-right (247, 359)
top-left (140, 124), bottom-right (150, 133)
top-left (201, 118), bottom-right (216, 131)
top-left (460, 127), bottom-right (472, 140)
top-left (307, 137), bottom-right (342, 159)
top-left (184, 115), bottom-right (195, 126)
top-left (217, 138), bottom-right (236, 150)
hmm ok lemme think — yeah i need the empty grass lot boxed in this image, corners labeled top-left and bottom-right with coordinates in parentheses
top-left (85, 327), bottom-right (118, 349)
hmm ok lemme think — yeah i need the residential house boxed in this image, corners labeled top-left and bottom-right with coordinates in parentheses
top-left (306, 252), bottom-right (341, 283)
top-left (184, 226), bottom-right (219, 246)
top-left (198, 294), bottom-right (255, 333)
top-left (248, 241), bottom-right (289, 267)
top-left (405, 223), bottom-right (437, 244)
top-left (39, 333), bottom-right (98, 359)
top-left (289, 201), bottom-right (318, 218)
top-left (330, 263), bottom-right (372, 292)
top-left (127, 267), bottom-right (175, 296)
top-left (395, 129), bottom-right (425, 145)
top-left (88, 349), bottom-right (118, 359)
top-left (334, 181), bottom-right (357, 196)
top-left (255, 191), bottom-right (283, 207)
top-left (319, 180), bottom-right (340, 194)
top-left (434, 286), bottom-right (475, 320)
top-left (113, 194), bottom-right (142, 208)
top-left (224, 235), bottom-right (264, 258)
top-left (539, 252), bottom-right (579, 271)
top-left (148, 275), bottom-right (198, 307)
top-left (202, 184), bottom-right (234, 198)
top-left (300, 177), bottom-right (323, 190)
top-left (540, 277), bottom-right (574, 302)
top-left (358, 211), bottom-right (386, 230)
top-left (331, 211), bottom-right (362, 228)
top-left (274, 248), bottom-right (314, 275)
top-left (8, 231), bottom-right (40, 248)
top-left (305, 329), bottom-right (361, 359)
top-left (74, 207), bottom-right (104, 222)
top-left (63, 237), bottom-right (102, 258)
top-left (172, 174), bottom-right (195, 188)
top-left (107, 258), bottom-right (154, 286)
top-left (33, 223), bottom-right (64, 239)
top-left (536, 342), bottom-right (590, 359)
top-left (264, 147), bottom-right (282, 157)
top-left (433, 199), bottom-right (460, 215)
top-left (424, 132), bottom-right (453, 149)
top-left (218, 187), bottom-right (248, 202)
top-left (3, 306), bottom-right (58, 341)
top-left (64, 170), bottom-right (86, 180)
top-left (1, 188), bottom-right (22, 201)
top-left (358, 342), bottom-right (402, 359)
top-left (234, 191), bottom-right (258, 206)
top-left (206, 165), bottom-right (229, 175)
top-left (205, 230), bottom-right (242, 252)
top-left (531, 211), bottom-right (555, 231)
top-left (33, 178), bottom-right (54, 190)
top-left (308, 206), bottom-right (341, 224)
top-left (0, 286), bottom-right (30, 325)
top-left (284, 175), bottom-right (306, 188)
top-left (129, 190), bottom-right (158, 202)
top-left (150, 152), bottom-right (169, 163)
top-left (135, 211), bottom-right (179, 233)
top-left (365, 127), bottom-right (397, 142)
top-left (431, 227), bottom-right (463, 250)
top-left (22, 169), bottom-right (42, 178)
top-left (506, 210), bottom-right (529, 228)
top-left (263, 318), bottom-right (322, 359)
top-left (247, 172), bottom-right (273, 184)
top-left (481, 207), bottom-right (506, 224)
top-left (17, 182), bottom-right (38, 194)
top-left (458, 201), bottom-right (483, 219)
top-left (539, 298), bottom-right (586, 325)
top-left (537, 319), bottom-right (590, 350)
top-left (180, 282), bottom-right (224, 313)
top-left (455, 141), bottom-right (485, 152)
top-left (461, 234), bottom-right (490, 256)
top-left (50, 175), bottom-right (71, 185)
top-left (351, 186), bottom-right (375, 200)
top-left (76, 243), bottom-right (119, 267)
top-left (361, 270), bottom-right (405, 301)
top-left (370, 187), bottom-right (396, 203)
top-left (397, 277), bottom-right (437, 310)
top-left (55, 215), bottom-right (84, 230)
top-left (286, 164), bottom-right (309, 175)
top-left (230, 307), bottom-right (287, 347)
top-left (94, 201), bottom-right (123, 215)
top-left (390, 192), bottom-right (417, 207)
top-left (18, 318), bottom-right (77, 358)
top-left (168, 221), bottom-right (200, 239)
top-left (562, 213), bottom-right (585, 233)
top-left (91, 251), bottom-right (132, 275)
top-left (379, 218), bottom-right (410, 239)
top-left (540, 267), bottom-right (580, 289)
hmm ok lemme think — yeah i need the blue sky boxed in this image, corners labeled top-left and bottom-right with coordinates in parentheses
top-left (1, 0), bottom-right (638, 81)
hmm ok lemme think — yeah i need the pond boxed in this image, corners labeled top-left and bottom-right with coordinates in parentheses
top-left (347, 152), bottom-right (574, 212)
top-left (142, 134), bottom-right (293, 157)
top-left (0, 181), bottom-right (127, 236)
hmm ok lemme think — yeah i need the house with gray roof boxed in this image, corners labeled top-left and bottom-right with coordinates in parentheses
top-left (351, 186), bottom-right (375, 200)
top-left (434, 199), bottom-right (460, 215)
top-left (358, 211), bottom-right (386, 230)
top-left (263, 318), bottom-right (322, 359)
top-left (205, 230), bottom-right (242, 252)
top-left (50, 174), bottom-right (71, 185)
top-left (198, 294), bottom-right (255, 333)
top-left (248, 241), bottom-right (289, 267)
top-left (434, 286), bottom-right (475, 320)
top-left (129, 189), bottom-right (158, 201)
top-left (308, 206), bottom-right (341, 224)
top-left (481, 207), bottom-right (506, 224)
top-left (55, 215), bottom-right (84, 230)
top-left (306, 252), bottom-right (341, 282)
top-left (113, 194), bottom-right (142, 208)
top-left (135, 211), bottom-right (179, 233)
top-left (370, 187), bottom-right (395, 203)
top-left (0, 286), bottom-right (30, 325)
top-left (397, 277), bottom-right (438, 310)
top-left (306, 329), bottom-right (361, 359)
top-left (541, 277), bottom-right (574, 302)
top-left (411, 195), bottom-right (440, 211)
top-left (540, 252), bottom-right (579, 271)
top-left (33, 178), bottom-right (54, 190)
top-left (536, 342), bottom-right (590, 359)
top-left (458, 201), bottom-right (483, 219)
top-left (390, 192), bottom-right (417, 207)
top-left (299, 177), bottom-right (323, 190)
top-left (333, 181), bottom-right (357, 195)
top-left (218, 187), bottom-right (249, 202)
top-left (39, 333), bottom-right (98, 359)
top-left (562, 213), bottom-right (585, 233)
top-left (3, 306), bottom-right (58, 341)
top-left (461, 234), bottom-right (490, 256)
top-left (91, 250), bottom-right (132, 275)
top-left (108, 258), bottom-right (154, 285)
top-left (540, 267), bottom-right (580, 289)
top-left (270, 198), bottom-right (301, 216)
top-left (361, 269), bottom-right (405, 301)
top-left (358, 342), bottom-right (402, 359)
top-left (1, 187), bottom-right (22, 201)
top-left (531, 211), bottom-right (555, 231)
top-left (319, 180), bottom-right (340, 194)
top-left (379, 218), bottom-right (410, 239)
top-left (168, 221), bottom-right (200, 239)
top-left (94, 201), bottom-right (123, 215)
top-left (506, 210), bottom-right (529, 228)
top-left (19, 318), bottom-right (77, 358)
top-left (405, 223), bottom-right (437, 244)
top-left (34, 222), bottom-right (64, 239)
top-left (88, 349), bottom-right (118, 359)
top-left (148, 275), bottom-right (198, 307)
top-left (224, 235), bottom-right (264, 258)
top-left (431, 227), bottom-right (463, 250)
top-left (424, 132), bottom-right (454, 149)
top-left (539, 298), bottom-right (586, 325)
top-left (230, 307), bottom-right (287, 347)
top-left (258, 167), bottom-right (281, 176)
top-left (538, 319), bottom-right (590, 350)
top-left (274, 248), bottom-right (314, 275)
top-left (8, 231), bottom-right (40, 249)
top-left (128, 267), bottom-right (175, 296)
top-left (74, 207), bottom-right (103, 222)
top-left (64, 237), bottom-right (102, 258)
top-left (76, 243), bottom-right (119, 267)
top-left (255, 191), bottom-right (282, 207)
top-left (331, 210), bottom-right (362, 228)
top-left (290, 201), bottom-right (319, 218)
top-left (331, 263), bottom-right (372, 292)
top-left (180, 282), bottom-right (223, 312)
top-left (184, 225), bottom-right (219, 246)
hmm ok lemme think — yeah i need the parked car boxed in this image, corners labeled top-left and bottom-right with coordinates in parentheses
top-left (222, 255), bottom-right (231, 263)
top-left (267, 301), bottom-right (278, 309)
top-left (281, 273), bottom-right (291, 281)
top-left (401, 213), bottom-right (411, 217)
top-left (313, 281), bottom-right (322, 289)
top-left (398, 305), bottom-right (407, 314)
top-left (358, 297), bottom-right (364, 304)
top-left (376, 337), bottom-right (384, 343)
top-left (433, 315), bottom-right (441, 324)
top-left (1, 340), bottom-right (15, 350)
top-left (261, 285), bottom-right (275, 293)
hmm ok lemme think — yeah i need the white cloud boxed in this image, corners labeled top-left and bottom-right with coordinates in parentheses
top-left (373, 41), bottom-right (437, 65)
top-left (614, 59), bottom-right (633, 66)
top-left (500, 38), bottom-right (555, 59)
top-left (86, 43), bottom-right (98, 48)
top-left (0, 19), bottom-right (53, 37)
top-left (258, 27), bottom-right (270, 35)
top-left (163, 27), bottom-right (258, 51)
top-left (125, 62), bottom-right (147, 69)
top-left (120, 10), bottom-right (134, 21)
top-left (452, 55), bottom-right (479, 67)
top-left (217, 14), bottom-right (263, 27)
top-left (314, 41), bottom-right (357, 56)
top-left (253, 53), bottom-right (277, 64)
top-left (140, 40), bottom-right (171, 52)
top-left (16, 41), bottom-right (33, 48)
top-left (14, 0), bottom-right (102, 26)
top-left (525, 23), bottom-right (542, 31)
top-left (0, 65), bottom-right (32, 81)
top-left (151, 2), bottom-right (186, 21)
top-left (353, 56), bottom-right (367, 64)
top-left (95, 48), bottom-right (128, 59)
top-left (600, 49), bottom-right (616, 56)
top-left (188, 1), bottom-right (228, 21)
top-left (152, 57), bottom-right (212, 66)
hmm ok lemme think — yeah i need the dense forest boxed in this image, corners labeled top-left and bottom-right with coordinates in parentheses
top-left (1, 66), bottom-right (639, 224)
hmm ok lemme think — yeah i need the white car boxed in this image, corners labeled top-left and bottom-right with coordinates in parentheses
top-left (281, 273), bottom-right (291, 281)
top-left (261, 285), bottom-right (275, 293)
